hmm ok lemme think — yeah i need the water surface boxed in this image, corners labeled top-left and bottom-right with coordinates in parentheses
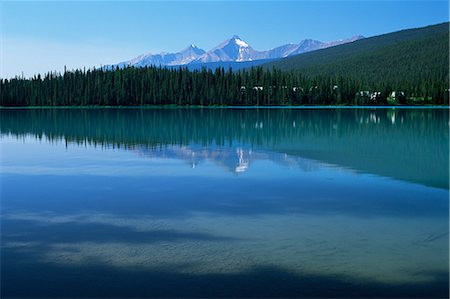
top-left (1, 108), bottom-right (448, 298)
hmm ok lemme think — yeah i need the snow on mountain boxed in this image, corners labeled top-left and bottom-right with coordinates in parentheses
top-left (191, 35), bottom-right (327, 63)
top-left (320, 35), bottom-right (365, 48)
top-left (289, 39), bottom-right (324, 55)
top-left (193, 35), bottom-right (262, 63)
top-left (117, 44), bottom-right (206, 68)
top-left (261, 44), bottom-right (302, 59)
top-left (115, 34), bottom-right (364, 68)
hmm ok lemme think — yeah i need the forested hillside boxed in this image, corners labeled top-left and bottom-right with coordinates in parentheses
top-left (264, 22), bottom-right (449, 102)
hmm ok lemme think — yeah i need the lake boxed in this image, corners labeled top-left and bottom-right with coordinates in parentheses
top-left (1, 107), bottom-right (448, 298)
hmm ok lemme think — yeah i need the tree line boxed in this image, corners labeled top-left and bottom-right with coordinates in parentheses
top-left (1, 65), bottom-right (448, 107)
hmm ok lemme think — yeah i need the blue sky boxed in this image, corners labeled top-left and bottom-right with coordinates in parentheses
top-left (1, 0), bottom-right (448, 78)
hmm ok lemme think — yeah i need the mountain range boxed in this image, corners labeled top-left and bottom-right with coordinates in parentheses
top-left (115, 35), bottom-right (364, 68)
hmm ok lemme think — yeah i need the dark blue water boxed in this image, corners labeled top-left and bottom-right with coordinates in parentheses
top-left (1, 108), bottom-right (448, 298)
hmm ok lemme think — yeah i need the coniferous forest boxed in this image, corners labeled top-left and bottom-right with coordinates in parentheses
top-left (0, 65), bottom-right (448, 107)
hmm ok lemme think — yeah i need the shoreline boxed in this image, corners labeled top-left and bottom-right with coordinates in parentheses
top-left (1, 105), bottom-right (449, 110)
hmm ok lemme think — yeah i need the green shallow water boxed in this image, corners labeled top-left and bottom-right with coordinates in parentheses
top-left (1, 108), bottom-right (448, 298)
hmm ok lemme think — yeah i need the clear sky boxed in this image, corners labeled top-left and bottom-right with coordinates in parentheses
top-left (1, 0), bottom-right (448, 78)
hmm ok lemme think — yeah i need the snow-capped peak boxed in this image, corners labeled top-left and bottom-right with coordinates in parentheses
top-left (235, 38), bottom-right (249, 48)
top-left (231, 35), bottom-right (249, 48)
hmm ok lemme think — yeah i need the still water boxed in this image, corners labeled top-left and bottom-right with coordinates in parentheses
top-left (1, 108), bottom-right (448, 298)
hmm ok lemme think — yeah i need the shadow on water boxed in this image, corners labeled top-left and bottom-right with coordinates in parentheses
top-left (1, 218), bottom-right (238, 245)
top-left (2, 250), bottom-right (448, 298)
top-left (1, 108), bottom-right (448, 189)
top-left (1, 213), bottom-right (449, 298)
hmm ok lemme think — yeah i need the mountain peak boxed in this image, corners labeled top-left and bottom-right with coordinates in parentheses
top-left (230, 35), bottom-right (249, 48)
top-left (181, 44), bottom-right (205, 54)
top-left (351, 35), bottom-right (365, 40)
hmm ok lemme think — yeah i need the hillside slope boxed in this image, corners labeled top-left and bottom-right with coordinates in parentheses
top-left (264, 23), bottom-right (449, 100)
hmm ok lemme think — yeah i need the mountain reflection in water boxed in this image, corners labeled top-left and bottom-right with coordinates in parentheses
top-left (1, 108), bottom-right (448, 188)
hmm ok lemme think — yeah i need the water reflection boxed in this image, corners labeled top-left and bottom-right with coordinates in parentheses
top-left (1, 108), bottom-right (448, 187)
top-left (133, 146), bottom-right (327, 174)
top-left (1, 108), bottom-right (448, 298)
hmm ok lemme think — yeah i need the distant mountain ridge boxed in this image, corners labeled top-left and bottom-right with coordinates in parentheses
top-left (117, 44), bottom-right (206, 68)
top-left (114, 34), bottom-right (364, 68)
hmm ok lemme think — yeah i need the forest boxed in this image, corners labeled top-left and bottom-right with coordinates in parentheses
top-left (264, 22), bottom-right (449, 105)
top-left (0, 64), bottom-right (448, 107)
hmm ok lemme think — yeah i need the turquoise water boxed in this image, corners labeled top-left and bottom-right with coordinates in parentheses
top-left (1, 108), bottom-right (448, 298)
